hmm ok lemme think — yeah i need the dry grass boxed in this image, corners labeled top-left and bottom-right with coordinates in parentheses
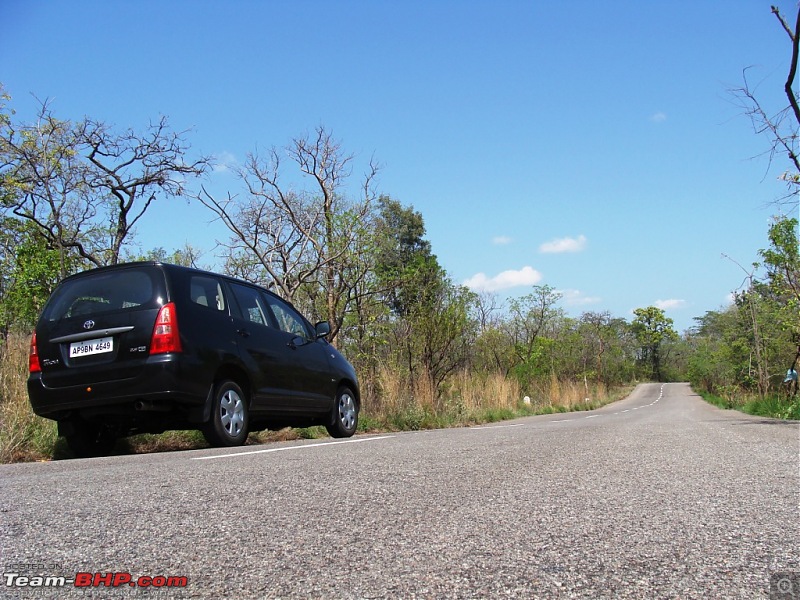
top-left (364, 366), bottom-right (625, 430)
top-left (506, 375), bottom-right (623, 414)
top-left (449, 369), bottom-right (521, 412)
top-left (0, 332), bottom-right (57, 462)
top-left (1, 337), bottom-right (632, 462)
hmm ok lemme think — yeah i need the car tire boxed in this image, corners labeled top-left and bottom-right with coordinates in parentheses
top-left (63, 419), bottom-right (117, 458)
top-left (203, 380), bottom-right (249, 447)
top-left (325, 386), bottom-right (358, 438)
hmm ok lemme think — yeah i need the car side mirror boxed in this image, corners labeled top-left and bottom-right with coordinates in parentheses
top-left (315, 321), bottom-right (331, 339)
top-left (288, 335), bottom-right (305, 349)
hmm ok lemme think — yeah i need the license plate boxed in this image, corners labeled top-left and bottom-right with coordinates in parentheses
top-left (69, 337), bottom-right (114, 358)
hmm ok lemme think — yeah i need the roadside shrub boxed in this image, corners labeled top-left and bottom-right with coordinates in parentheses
top-left (0, 332), bottom-right (57, 462)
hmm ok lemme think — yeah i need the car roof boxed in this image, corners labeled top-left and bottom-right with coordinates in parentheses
top-left (59, 261), bottom-right (277, 295)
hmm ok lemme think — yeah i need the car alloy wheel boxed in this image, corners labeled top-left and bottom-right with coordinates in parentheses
top-left (326, 387), bottom-right (358, 438)
top-left (338, 391), bottom-right (357, 431)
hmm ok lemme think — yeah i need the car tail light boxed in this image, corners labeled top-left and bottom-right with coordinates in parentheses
top-left (150, 302), bottom-right (182, 354)
top-left (29, 332), bottom-right (41, 373)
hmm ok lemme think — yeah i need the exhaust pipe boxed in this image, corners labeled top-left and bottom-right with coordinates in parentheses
top-left (134, 400), bottom-right (170, 412)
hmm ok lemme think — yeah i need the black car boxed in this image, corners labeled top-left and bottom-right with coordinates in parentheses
top-left (27, 262), bottom-right (360, 457)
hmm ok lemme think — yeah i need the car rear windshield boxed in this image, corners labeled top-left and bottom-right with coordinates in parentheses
top-left (41, 268), bottom-right (162, 322)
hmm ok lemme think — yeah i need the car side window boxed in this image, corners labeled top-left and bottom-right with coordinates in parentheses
top-left (230, 284), bottom-right (270, 327)
top-left (263, 294), bottom-right (311, 339)
top-left (190, 276), bottom-right (227, 312)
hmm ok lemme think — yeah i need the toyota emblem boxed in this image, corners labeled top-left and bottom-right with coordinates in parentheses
top-left (83, 320), bottom-right (95, 330)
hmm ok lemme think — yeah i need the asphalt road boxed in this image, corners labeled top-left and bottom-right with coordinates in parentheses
top-left (1, 383), bottom-right (798, 599)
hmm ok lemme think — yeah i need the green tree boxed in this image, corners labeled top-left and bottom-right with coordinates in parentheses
top-left (758, 216), bottom-right (800, 355)
top-left (358, 197), bottom-right (479, 399)
top-left (686, 308), bottom-right (751, 395)
top-left (507, 285), bottom-right (564, 385)
top-left (373, 195), bottom-right (435, 317)
top-left (577, 311), bottom-right (634, 386)
top-left (719, 217), bottom-right (800, 396)
top-left (127, 244), bottom-right (207, 269)
top-left (0, 218), bottom-right (73, 335)
top-left (631, 306), bottom-right (678, 381)
top-left (408, 269), bottom-right (478, 396)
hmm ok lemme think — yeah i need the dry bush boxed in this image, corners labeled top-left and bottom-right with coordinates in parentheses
top-left (371, 364), bottom-right (407, 418)
top-left (520, 376), bottom-right (617, 412)
top-left (413, 368), bottom-right (438, 413)
top-left (449, 370), bottom-right (521, 412)
top-left (1, 332), bottom-right (631, 462)
top-left (365, 364), bottom-right (625, 427)
top-left (0, 332), bottom-right (57, 462)
top-left (368, 366), bottom-right (525, 426)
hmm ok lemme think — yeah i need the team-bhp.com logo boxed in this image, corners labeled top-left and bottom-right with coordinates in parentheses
top-left (4, 571), bottom-right (188, 590)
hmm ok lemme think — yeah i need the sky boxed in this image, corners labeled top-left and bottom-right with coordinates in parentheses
top-left (2, 0), bottom-right (798, 333)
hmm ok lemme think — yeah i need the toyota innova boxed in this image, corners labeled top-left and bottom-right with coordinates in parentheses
top-left (27, 262), bottom-right (360, 456)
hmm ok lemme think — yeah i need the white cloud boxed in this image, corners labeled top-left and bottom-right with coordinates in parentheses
top-left (650, 111), bottom-right (667, 123)
top-left (539, 234), bottom-right (587, 254)
top-left (212, 151), bottom-right (238, 173)
top-left (724, 293), bottom-right (736, 305)
top-left (464, 266), bottom-right (542, 292)
top-left (492, 235), bottom-right (513, 245)
top-left (559, 289), bottom-right (602, 306)
top-left (654, 298), bottom-right (686, 310)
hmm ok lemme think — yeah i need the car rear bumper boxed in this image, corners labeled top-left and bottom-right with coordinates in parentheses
top-left (27, 355), bottom-right (211, 423)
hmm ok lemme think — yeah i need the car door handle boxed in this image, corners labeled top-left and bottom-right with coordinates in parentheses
top-left (237, 328), bottom-right (250, 338)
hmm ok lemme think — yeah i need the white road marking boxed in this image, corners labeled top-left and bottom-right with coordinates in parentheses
top-left (192, 435), bottom-right (395, 460)
top-left (470, 423), bottom-right (527, 430)
top-left (197, 386), bottom-right (667, 456)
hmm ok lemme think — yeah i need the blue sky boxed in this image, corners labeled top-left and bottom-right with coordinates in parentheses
top-left (2, 1), bottom-right (798, 332)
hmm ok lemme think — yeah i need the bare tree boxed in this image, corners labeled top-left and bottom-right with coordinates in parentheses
top-left (734, 5), bottom-right (799, 203)
top-left (80, 116), bottom-right (211, 264)
top-left (474, 291), bottom-right (503, 332)
top-left (1, 100), bottom-right (101, 277)
top-left (580, 311), bottom-right (613, 385)
top-left (199, 126), bottom-right (380, 342)
top-left (0, 97), bottom-right (209, 274)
